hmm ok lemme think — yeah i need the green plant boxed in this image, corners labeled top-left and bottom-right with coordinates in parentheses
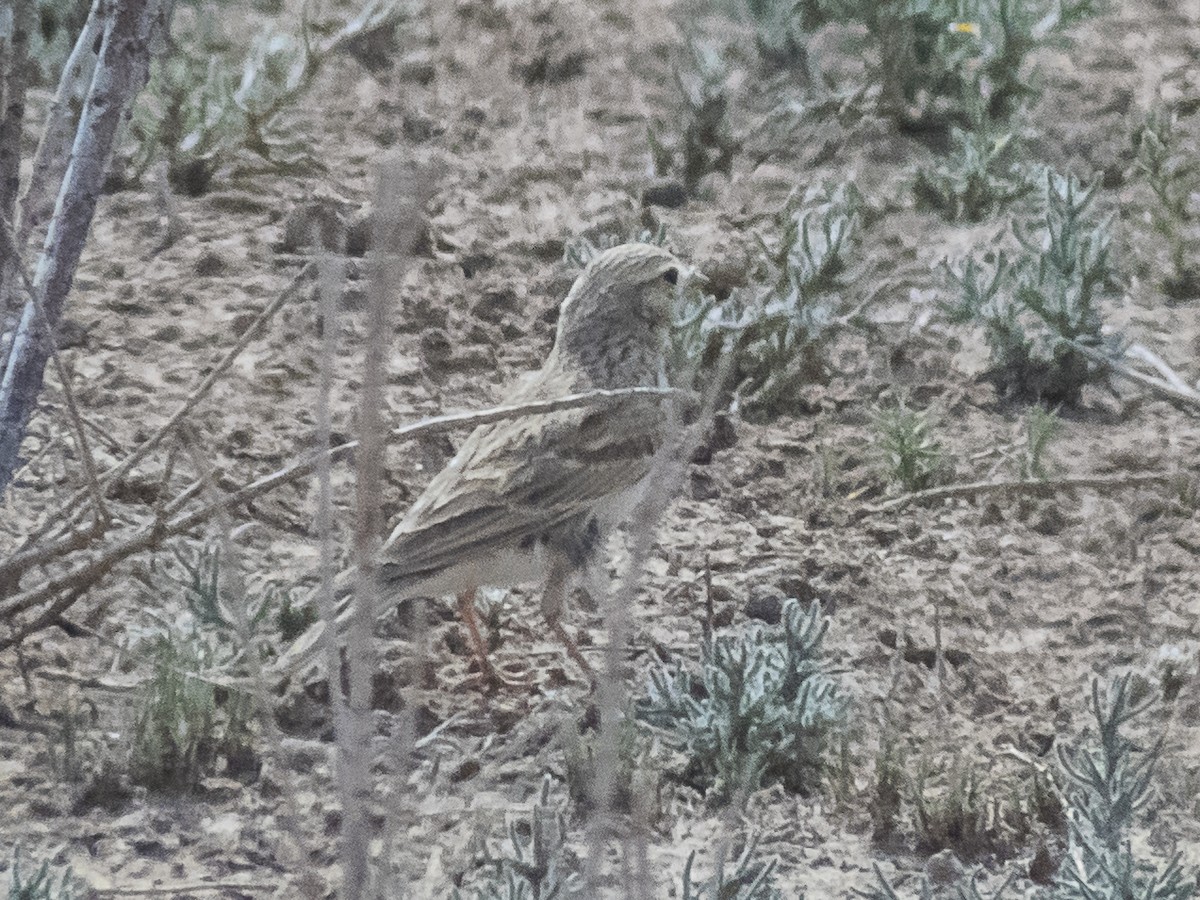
top-left (126, 545), bottom-right (268, 791)
top-left (649, 40), bottom-right (738, 196)
top-left (128, 622), bottom-right (248, 791)
top-left (638, 599), bottom-right (846, 805)
top-left (910, 757), bottom-right (991, 859)
top-left (28, 0), bottom-right (92, 86)
top-left (913, 129), bottom-right (1033, 221)
top-left (562, 717), bottom-right (660, 820)
top-left (561, 223), bottom-right (668, 270)
top-left (872, 740), bottom-right (905, 844)
top-left (451, 776), bottom-right (582, 900)
top-left (733, 181), bottom-right (862, 417)
top-left (872, 397), bottom-right (943, 493)
top-left (128, 0), bottom-right (412, 192)
top-left (830, 0), bottom-right (1097, 133)
top-left (1015, 405), bottom-right (1059, 479)
top-left (1053, 675), bottom-right (1200, 899)
top-left (6, 848), bottom-right (82, 900)
top-left (859, 862), bottom-right (1016, 900)
top-left (680, 834), bottom-right (783, 900)
top-left (131, 51), bottom-right (239, 195)
top-left (1132, 106), bottom-right (1200, 301)
top-left (713, 0), bottom-right (832, 73)
top-left (943, 171), bottom-right (1122, 404)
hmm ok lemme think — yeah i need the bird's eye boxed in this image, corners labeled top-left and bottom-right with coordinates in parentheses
top-left (662, 267), bottom-right (679, 286)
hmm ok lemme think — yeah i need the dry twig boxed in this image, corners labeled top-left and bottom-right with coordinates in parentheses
top-left (0, 386), bottom-right (685, 650)
top-left (856, 470), bottom-right (1181, 518)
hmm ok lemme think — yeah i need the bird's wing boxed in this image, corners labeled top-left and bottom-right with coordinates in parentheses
top-left (378, 394), bottom-right (664, 584)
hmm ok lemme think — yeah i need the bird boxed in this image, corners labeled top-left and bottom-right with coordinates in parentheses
top-left (280, 242), bottom-right (689, 689)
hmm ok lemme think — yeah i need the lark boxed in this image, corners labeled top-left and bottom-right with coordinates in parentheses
top-left (371, 242), bottom-right (687, 686)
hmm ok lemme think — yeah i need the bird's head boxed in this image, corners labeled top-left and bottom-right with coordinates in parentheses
top-left (555, 243), bottom-right (686, 342)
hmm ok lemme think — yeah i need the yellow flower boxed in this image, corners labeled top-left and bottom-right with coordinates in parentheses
top-left (948, 21), bottom-right (982, 35)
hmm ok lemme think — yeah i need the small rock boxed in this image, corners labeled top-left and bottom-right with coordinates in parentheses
top-left (419, 328), bottom-right (453, 368)
top-left (194, 250), bottom-right (226, 276)
top-left (923, 849), bottom-right (965, 886)
top-left (744, 585), bottom-right (784, 625)
top-left (641, 178), bottom-right (688, 209)
top-left (55, 318), bottom-right (88, 350)
top-left (473, 284), bottom-right (522, 323)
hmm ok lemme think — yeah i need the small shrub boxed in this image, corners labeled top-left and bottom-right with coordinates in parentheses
top-left (871, 740), bottom-right (905, 844)
top-left (1015, 405), bottom-right (1060, 479)
top-left (6, 848), bottom-right (82, 900)
top-left (128, 621), bottom-right (254, 792)
top-left (680, 834), bottom-right (783, 900)
top-left (734, 181), bottom-right (862, 417)
top-left (451, 776), bottom-right (582, 900)
top-left (713, 0), bottom-right (830, 73)
top-left (910, 757), bottom-right (992, 859)
top-left (649, 40), bottom-right (739, 196)
top-left (28, 0), bottom-right (92, 86)
top-left (562, 717), bottom-right (661, 821)
top-left (871, 397), bottom-right (943, 493)
top-left (638, 599), bottom-right (846, 805)
top-left (128, 0), bottom-right (412, 192)
top-left (943, 171), bottom-right (1122, 404)
top-left (913, 129), bottom-right (1034, 222)
top-left (859, 862), bottom-right (1016, 900)
top-left (1131, 106), bottom-right (1200, 301)
top-left (126, 545), bottom-right (268, 791)
top-left (835, 0), bottom-right (1098, 133)
top-left (1053, 675), bottom-right (1200, 899)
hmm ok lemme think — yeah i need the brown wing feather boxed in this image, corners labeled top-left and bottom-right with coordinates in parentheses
top-left (379, 390), bottom-right (663, 582)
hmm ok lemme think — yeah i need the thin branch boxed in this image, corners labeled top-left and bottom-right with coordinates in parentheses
top-left (856, 471), bottom-right (1181, 518)
top-left (1071, 341), bottom-right (1200, 412)
top-left (1124, 342), bottom-right (1197, 397)
top-left (0, 0), bottom-right (160, 495)
top-left (94, 882), bottom-right (277, 897)
top-left (0, 386), bottom-right (685, 649)
top-left (15, 0), bottom-right (104, 248)
top-left (1, 214), bottom-right (108, 522)
top-left (9, 262), bottom-right (315, 556)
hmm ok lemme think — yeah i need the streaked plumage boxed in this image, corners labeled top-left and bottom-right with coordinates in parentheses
top-left (377, 243), bottom-right (686, 684)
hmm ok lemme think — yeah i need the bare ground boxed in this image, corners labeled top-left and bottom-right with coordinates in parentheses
top-left (2, 0), bottom-right (1199, 896)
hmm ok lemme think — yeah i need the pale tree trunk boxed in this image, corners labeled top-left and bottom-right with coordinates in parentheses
top-left (0, 0), bottom-right (167, 495)
top-left (0, 0), bottom-right (32, 366)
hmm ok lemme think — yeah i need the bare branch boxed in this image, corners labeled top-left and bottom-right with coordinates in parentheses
top-left (855, 470), bottom-right (1183, 518)
top-left (14, 0), bottom-right (104, 250)
top-left (1, 215), bottom-right (109, 523)
top-left (8, 261), bottom-right (315, 558)
top-left (0, 0), bottom-right (161, 495)
top-left (0, 386), bottom-right (685, 651)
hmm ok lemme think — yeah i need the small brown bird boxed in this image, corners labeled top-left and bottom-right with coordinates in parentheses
top-left (372, 242), bottom-right (686, 685)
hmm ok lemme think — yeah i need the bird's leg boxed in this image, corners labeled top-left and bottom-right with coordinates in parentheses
top-left (542, 562), bottom-right (595, 683)
top-left (456, 588), bottom-right (528, 691)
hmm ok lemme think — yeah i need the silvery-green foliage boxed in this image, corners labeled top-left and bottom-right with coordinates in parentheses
top-left (451, 776), bottom-right (582, 900)
top-left (1053, 675), bottom-right (1200, 900)
top-left (639, 599), bottom-right (846, 804)
top-left (943, 170), bottom-right (1122, 405)
top-left (680, 834), bottom-right (784, 900)
top-left (913, 130), bottom-right (1034, 222)
top-left (6, 849), bottom-right (82, 900)
top-left (871, 398), bottom-right (943, 493)
top-left (735, 181), bottom-right (861, 416)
